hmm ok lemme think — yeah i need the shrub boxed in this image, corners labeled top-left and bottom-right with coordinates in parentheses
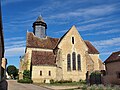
top-left (113, 85), bottom-right (120, 90)
top-left (97, 84), bottom-right (104, 90)
top-left (57, 79), bottom-right (72, 83)
top-left (23, 70), bottom-right (31, 79)
top-left (106, 87), bottom-right (112, 90)
top-left (82, 85), bottom-right (87, 90)
top-left (79, 79), bottom-right (86, 84)
top-left (18, 70), bottom-right (33, 84)
top-left (50, 79), bottom-right (72, 84)
top-left (18, 78), bottom-right (33, 83)
top-left (91, 71), bottom-right (101, 76)
top-left (89, 84), bottom-right (97, 90)
top-left (50, 79), bottom-right (54, 84)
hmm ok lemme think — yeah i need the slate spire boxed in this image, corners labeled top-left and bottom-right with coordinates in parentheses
top-left (33, 15), bottom-right (47, 38)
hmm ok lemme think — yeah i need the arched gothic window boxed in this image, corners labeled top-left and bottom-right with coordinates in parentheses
top-left (67, 54), bottom-right (71, 71)
top-left (77, 54), bottom-right (81, 70)
top-left (72, 52), bottom-right (76, 70)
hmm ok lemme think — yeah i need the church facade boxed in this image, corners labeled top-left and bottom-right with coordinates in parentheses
top-left (19, 16), bottom-right (104, 83)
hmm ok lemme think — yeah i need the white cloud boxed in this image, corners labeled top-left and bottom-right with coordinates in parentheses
top-left (54, 29), bottom-right (67, 34)
top-left (85, 29), bottom-right (120, 36)
top-left (82, 5), bottom-right (115, 16)
top-left (78, 20), bottom-right (119, 31)
top-left (5, 41), bottom-right (26, 46)
top-left (91, 37), bottom-right (120, 61)
top-left (2, 0), bottom-right (27, 5)
top-left (80, 18), bottom-right (104, 24)
top-left (5, 47), bottom-right (25, 57)
top-left (48, 4), bottom-right (116, 19)
top-left (5, 37), bottom-right (26, 57)
top-left (5, 44), bottom-right (25, 49)
top-left (5, 37), bottom-right (25, 41)
top-left (54, 19), bottom-right (120, 34)
top-left (92, 37), bottom-right (120, 49)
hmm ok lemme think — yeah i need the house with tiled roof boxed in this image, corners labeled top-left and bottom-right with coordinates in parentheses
top-left (103, 51), bottom-right (120, 85)
top-left (19, 16), bottom-right (104, 83)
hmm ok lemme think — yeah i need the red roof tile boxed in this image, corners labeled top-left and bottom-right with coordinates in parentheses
top-left (26, 32), bottom-right (59, 49)
top-left (104, 51), bottom-right (120, 64)
top-left (27, 33), bottom-right (99, 54)
top-left (31, 51), bottom-right (56, 66)
top-left (84, 40), bottom-right (99, 54)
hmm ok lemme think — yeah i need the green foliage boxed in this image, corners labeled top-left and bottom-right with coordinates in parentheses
top-left (7, 65), bottom-right (18, 79)
top-left (23, 70), bottom-right (31, 79)
top-left (91, 71), bottom-right (101, 76)
top-left (18, 70), bottom-right (32, 84)
top-left (89, 84), bottom-right (97, 90)
top-left (97, 84), bottom-right (104, 90)
top-left (82, 85), bottom-right (87, 90)
top-left (50, 79), bottom-right (54, 84)
top-left (49, 79), bottom-right (85, 86)
top-left (113, 85), bottom-right (120, 90)
top-left (87, 84), bottom-right (120, 90)
top-left (18, 78), bottom-right (33, 83)
top-left (55, 79), bottom-right (72, 83)
top-left (106, 86), bottom-right (113, 90)
top-left (79, 79), bottom-right (86, 84)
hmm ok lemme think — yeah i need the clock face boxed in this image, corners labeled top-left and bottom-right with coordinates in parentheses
top-left (35, 26), bottom-right (46, 38)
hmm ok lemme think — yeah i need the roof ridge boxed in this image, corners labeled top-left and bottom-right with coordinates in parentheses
top-left (54, 25), bottom-right (77, 49)
top-left (112, 50), bottom-right (120, 54)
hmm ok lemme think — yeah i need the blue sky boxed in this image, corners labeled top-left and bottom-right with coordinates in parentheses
top-left (1, 0), bottom-right (120, 68)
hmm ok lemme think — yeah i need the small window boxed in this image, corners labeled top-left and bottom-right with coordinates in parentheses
top-left (72, 37), bottom-right (74, 44)
top-left (40, 71), bottom-right (42, 76)
top-left (117, 72), bottom-right (120, 79)
top-left (49, 71), bottom-right (51, 76)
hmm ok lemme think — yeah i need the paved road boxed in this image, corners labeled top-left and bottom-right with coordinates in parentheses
top-left (7, 80), bottom-right (51, 90)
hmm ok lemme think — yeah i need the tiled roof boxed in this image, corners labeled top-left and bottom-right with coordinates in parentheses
top-left (104, 51), bottom-right (120, 64)
top-left (26, 32), bottom-right (59, 49)
top-left (84, 41), bottom-right (99, 54)
top-left (26, 33), bottom-right (99, 54)
top-left (31, 51), bottom-right (56, 66)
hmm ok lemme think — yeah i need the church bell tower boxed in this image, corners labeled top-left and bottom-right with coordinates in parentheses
top-left (33, 16), bottom-right (47, 38)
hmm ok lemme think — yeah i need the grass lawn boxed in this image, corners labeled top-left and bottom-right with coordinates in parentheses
top-left (49, 81), bottom-right (83, 86)
top-left (34, 82), bottom-right (120, 90)
top-left (34, 81), bottom-right (84, 86)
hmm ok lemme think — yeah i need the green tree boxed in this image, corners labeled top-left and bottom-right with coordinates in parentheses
top-left (7, 65), bottom-right (18, 79)
top-left (17, 70), bottom-right (33, 83)
top-left (23, 70), bottom-right (31, 79)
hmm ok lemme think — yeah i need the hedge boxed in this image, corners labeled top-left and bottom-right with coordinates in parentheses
top-left (18, 78), bottom-right (33, 83)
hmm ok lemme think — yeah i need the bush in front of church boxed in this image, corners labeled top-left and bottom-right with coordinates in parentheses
top-left (18, 78), bottom-right (33, 83)
top-left (18, 70), bottom-right (33, 83)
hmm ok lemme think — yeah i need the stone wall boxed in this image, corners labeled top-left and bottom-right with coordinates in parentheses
top-left (32, 65), bottom-right (56, 83)
top-left (25, 48), bottom-right (53, 70)
top-left (56, 26), bottom-right (88, 81)
top-left (89, 54), bottom-right (100, 70)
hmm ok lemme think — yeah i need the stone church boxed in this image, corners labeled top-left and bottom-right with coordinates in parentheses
top-left (19, 16), bottom-right (104, 83)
